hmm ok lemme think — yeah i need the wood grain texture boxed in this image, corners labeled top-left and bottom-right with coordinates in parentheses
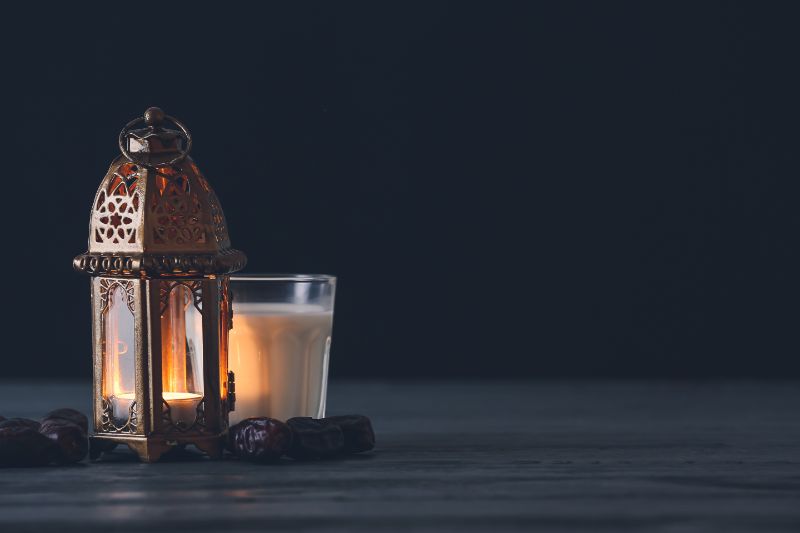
top-left (0, 380), bottom-right (798, 532)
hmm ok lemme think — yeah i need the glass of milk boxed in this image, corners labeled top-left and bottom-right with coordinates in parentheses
top-left (228, 274), bottom-right (336, 424)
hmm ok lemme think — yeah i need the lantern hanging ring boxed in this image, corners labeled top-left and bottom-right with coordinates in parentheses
top-left (117, 107), bottom-right (193, 166)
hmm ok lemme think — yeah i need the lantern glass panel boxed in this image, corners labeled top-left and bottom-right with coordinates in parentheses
top-left (102, 283), bottom-right (136, 423)
top-left (161, 282), bottom-right (204, 425)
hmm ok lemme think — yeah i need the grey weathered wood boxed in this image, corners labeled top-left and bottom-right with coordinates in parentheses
top-left (1, 380), bottom-right (799, 532)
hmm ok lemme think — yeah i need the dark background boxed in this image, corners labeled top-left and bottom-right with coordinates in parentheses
top-left (1, 1), bottom-right (798, 379)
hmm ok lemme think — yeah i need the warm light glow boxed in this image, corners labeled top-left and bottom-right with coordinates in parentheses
top-left (160, 283), bottom-right (204, 399)
top-left (162, 285), bottom-right (189, 393)
top-left (114, 392), bottom-right (203, 401)
top-left (107, 289), bottom-right (122, 396)
top-left (103, 284), bottom-right (135, 403)
top-left (162, 392), bottom-right (203, 401)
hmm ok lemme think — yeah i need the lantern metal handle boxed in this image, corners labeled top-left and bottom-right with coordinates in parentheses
top-left (118, 107), bottom-right (193, 166)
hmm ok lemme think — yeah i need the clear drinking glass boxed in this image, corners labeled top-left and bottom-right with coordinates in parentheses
top-left (228, 274), bottom-right (336, 424)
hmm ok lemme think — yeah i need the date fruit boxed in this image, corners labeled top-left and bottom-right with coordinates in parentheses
top-left (322, 415), bottom-right (375, 454)
top-left (286, 417), bottom-right (344, 460)
top-left (0, 418), bottom-right (41, 431)
top-left (43, 408), bottom-right (89, 434)
top-left (229, 418), bottom-right (293, 462)
top-left (0, 426), bottom-right (58, 466)
top-left (39, 419), bottom-right (88, 464)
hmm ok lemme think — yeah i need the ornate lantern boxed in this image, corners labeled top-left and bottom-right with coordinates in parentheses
top-left (74, 107), bottom-right (247, 462)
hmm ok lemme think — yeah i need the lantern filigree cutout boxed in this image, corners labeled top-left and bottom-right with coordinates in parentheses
top-left (74, 107), bottom-right (246, 462)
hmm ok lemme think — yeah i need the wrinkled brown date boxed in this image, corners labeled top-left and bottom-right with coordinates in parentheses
top-left (43, 408), bottom-right (88, 434)
top-left (0, 409), bottom-right (90, 467)
top-left (39, 419), bottom-right (88, 464)
top-left (322, 415), bottom-right (375, 454)
top-left (286, 417), bottom-right (344, 460)
top-left (0, 426), bottom-right (59, 466)
top-left (229, 418), bottom-right (293, 462)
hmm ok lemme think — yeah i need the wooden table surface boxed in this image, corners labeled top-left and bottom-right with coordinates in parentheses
top-left (0, 380), bottom-right (798, 532)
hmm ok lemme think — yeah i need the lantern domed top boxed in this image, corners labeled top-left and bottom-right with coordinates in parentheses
top-left (74, 108), bottom-right (247, 277)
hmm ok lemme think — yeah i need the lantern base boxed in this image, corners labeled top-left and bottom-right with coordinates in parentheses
top-left (89, 434), bottom-right (225, 463)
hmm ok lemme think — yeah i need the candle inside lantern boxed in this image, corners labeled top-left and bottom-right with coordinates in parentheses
top-left (111, 392), bottom-right (203, 425)
top-left (103, 283), bottom-right (137, 425)
top-left (160, 283), bottom-right (205, 426)
top-left (162, 391), bottom-right (204, 424)
top-left (110, 393), bottom-right (135, 422)
top-left (229, 302), bottom-right (333, 424)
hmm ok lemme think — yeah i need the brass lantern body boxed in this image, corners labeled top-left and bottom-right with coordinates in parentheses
top-left (74, 108), bottom-right (246, 462)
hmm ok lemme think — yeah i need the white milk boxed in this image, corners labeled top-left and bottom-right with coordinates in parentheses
top-left (229, 303), bottom-right (333, 424)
